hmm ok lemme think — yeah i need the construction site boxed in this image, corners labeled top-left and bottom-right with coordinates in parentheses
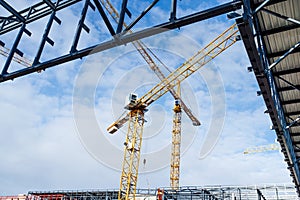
top-left (0, 0), bottom-right (300, 199)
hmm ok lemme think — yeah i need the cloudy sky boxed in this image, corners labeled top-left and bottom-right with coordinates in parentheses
top-left (0, 0), bottom-right (294, 196)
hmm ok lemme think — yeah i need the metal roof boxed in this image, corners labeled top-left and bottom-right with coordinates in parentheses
top-left (238, 0), bottom-right (300, 195)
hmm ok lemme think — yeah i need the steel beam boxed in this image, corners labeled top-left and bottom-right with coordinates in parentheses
top-left (2, 23), bottom-right (26, 74)
top-left (70, 0), bottom-right (92, 53)
top-left (252, 0), bottom-right (287, 9)
top-left (269, 41), bottom-right (300, 70)
top-left (253, 0), bottom-right (271, 14)
top-left (276, 75), bottom-right (300, 92)
top-left (93, 0), bottom-right (115, 36)
top-left (0, 0), bottom-right (25, 22)
top-left (0, 0), bottom-right (82, 35)
top-left (116, 0), bottom-right (128, 34)
top-left (170, 0), bottom-right (177, 21)
top-left (124, 0), bottom-right (159, 33)
top-left (278, 84), bottom-right (300, 92)
top-left (268, 47), bottom-right (300, 58)
top-left (262, 8), bottom-right (300, 26)
top-left (286, 111), bottom-right (300, 117)
top-left (261, 23), bottom-right (300, 36)
top-left (273, 67), bottom-right (300, 76)
top-left (0, 0), bottom-right (243, 82)
top-left (43, 0), bottom-right (56, 10)
top-left (33, 11), bottom-right (60, 65)
top-left (282, 99), bottom-right (300, 105)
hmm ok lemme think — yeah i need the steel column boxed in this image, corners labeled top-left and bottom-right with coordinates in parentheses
top-left (116, 0), bottom-right (128, 34)
top-left (70, 0), bottom-right (93, 53)
top-left (93, 0), bottom-right (116, 36)
top-left (123, 0), bottom-right (159, 33)
top-left (0, 0), bottom-right (25, 22)
top-left (170, 0), bottom-right (177, 21)
top-left (33, 10), bottom-right (61, 65)
top-left (2, 23), bottom-right (26, 74)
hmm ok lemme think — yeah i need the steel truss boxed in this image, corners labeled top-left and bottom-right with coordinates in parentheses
top-left (0, 0), bottom-right (242, 82)
top-left (236, 0), bottom-right (300, 195)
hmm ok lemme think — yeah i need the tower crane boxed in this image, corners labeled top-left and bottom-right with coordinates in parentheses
top-left (107, 23), bottom-right (239, 200)
top-left (100, 0), bottom-right (200, 190)
top-left (244, 143), bottom-right (280, 154)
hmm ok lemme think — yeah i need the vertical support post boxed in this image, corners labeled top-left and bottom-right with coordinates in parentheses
top-left (170, 0), bottom-right (177, 21)
top-left (116, 0), bottom-right (128, 34)
top-left (70, 0), bottom-right (90, 53)
top-left (1, 23), bottom-right (26, 74)
top-left (93, 0), bottom-right (116, 36)
top-left (33, 10), bottom-right (60, 65)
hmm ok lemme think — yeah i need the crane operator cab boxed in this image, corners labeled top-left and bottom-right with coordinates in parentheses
top-left (173, 99), bottom-right (181, 113)
top-left (124, 93), bottom-right (138, 110)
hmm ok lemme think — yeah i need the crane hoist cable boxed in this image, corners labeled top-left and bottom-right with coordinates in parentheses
top-left (107, 23), bottom-right (240, 200)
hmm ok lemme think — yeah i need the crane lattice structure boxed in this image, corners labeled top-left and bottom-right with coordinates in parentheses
top-left (170, 83), bottom-right (182, 189)
top-left (244, 143), bottom-right (280, 155)
top-left (108, 23), bottom-right (239, 200)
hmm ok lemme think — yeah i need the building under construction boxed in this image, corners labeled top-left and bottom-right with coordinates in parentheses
top-left (0, 185), bottom-right (299, 200)
top-left (0, 0), bottom-right (300, 199)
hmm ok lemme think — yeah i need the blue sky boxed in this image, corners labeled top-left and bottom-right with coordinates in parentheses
top-left (0, 0), bottom-right (294, 196)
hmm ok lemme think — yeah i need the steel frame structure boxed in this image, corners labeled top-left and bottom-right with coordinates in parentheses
top-left (0, 0), bottom-right (242, 82)
top-left (1, 0), bottom-right (300, 197)
top-left (236, 0), bottom-right (300, 195)
top-left (9, 184), bottom-right (296, 200)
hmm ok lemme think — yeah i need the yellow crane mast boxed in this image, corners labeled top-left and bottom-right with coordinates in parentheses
top-left (107, 23), bottom-right (239, 200)
top-left (170, 84), bottom-right (182, 190)
top-left (99, 0), bottom-right (201, 127)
